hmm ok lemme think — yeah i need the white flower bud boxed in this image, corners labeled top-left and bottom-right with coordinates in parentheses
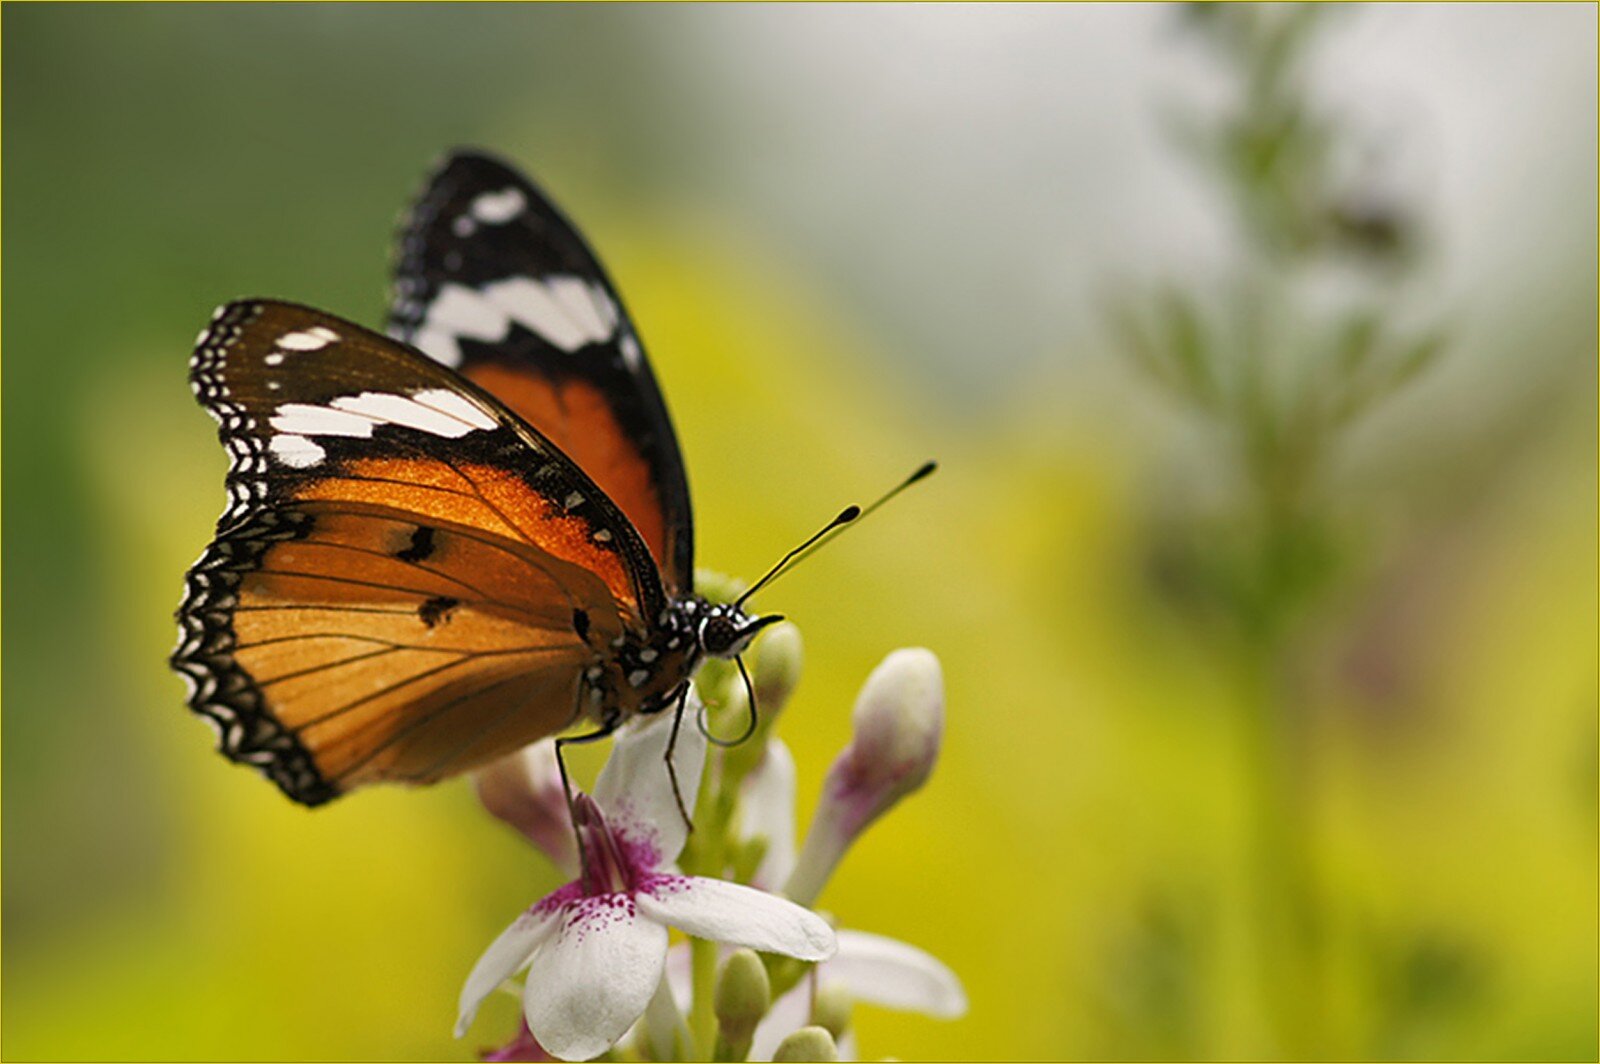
top-left (839, 648), bottom-right (943, 808)
top-left (473, 739), bottom-right (578, 876)
top-left (785, 649), bottom-right (944, 906)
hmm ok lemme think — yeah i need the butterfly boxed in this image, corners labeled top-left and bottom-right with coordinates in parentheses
top-left (172, 151), bottom-right (804, 806)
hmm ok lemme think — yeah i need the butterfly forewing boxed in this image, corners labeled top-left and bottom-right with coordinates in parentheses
top-left (174, 300), bottom-right (660, 804)
top-left (389, 150), bottom-right (695, 594)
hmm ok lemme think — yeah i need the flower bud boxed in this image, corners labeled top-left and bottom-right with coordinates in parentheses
top-left (721, 623), bottom-right (801, 787)
top-left (695, 567), bottom-right (748, 606)
top-left (482, 1017), bottom-right (552, 1062)
top-left (810, 985), bottom-right (853, 1042)
top-left (473, 740), bottom-right (578, 876)
top-left (772, 1025), bottom-right (840, 1063)
top-left (714, 948), bottom-right (771, 1060)
top-left (785, 649), bottom-right (943, 905)
top-left (753, 621), bottom-right (804, 720)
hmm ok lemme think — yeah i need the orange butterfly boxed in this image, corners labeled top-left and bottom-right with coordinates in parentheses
top-left (172, 152), bottom-right (805, 805)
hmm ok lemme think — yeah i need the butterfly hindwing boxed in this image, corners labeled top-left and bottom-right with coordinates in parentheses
top-left (174, 300), bottom-right (662, 804)
top-left (389, 150), bottom-right (695, 594)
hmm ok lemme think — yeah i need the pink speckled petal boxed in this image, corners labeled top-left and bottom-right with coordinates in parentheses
top-left (637, 876), bottom-right (835, 961)
top-left (828, 929), bottom-right (967, 1017)
top-left (522, 895), bottom-right (669, 1061)
top-left (456, 904), bottom-right (561, 1037)
top-left (594, 690), bottom-right (707, 866)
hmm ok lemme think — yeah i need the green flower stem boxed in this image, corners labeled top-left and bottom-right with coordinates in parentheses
top-left (691, 935), bottom-right (720, 1061)
top-left (685, 760), bottom-right (731, 1061)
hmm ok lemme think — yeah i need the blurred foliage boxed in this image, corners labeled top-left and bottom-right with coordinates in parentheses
top-left (2, 5), bottom-right (1594, 1062)
top-left (1104, 5), bottom-right (1593, 1059)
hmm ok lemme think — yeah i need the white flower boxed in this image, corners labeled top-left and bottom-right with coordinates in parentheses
top-left (455, 697), bottom-right (837, 1062)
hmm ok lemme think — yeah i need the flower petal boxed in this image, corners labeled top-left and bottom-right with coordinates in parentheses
top-left (637, 876), bottom-right (835, 961)
top-left (826, 929), bottom-right (967, 1017)
top-left (594, 690), bottom-right (707, 867)
top-left (475, 739), bottom-right (579, 876)
top-left (640, 967), bottom-right (692, 1061)
top-left (739, 738), bottom-right (798, 890)
top-left (456, 904), bottom-right (562, 1037)
top-left (521, 895), bottom-right (669, 1061)
top-left (663, 941), bottom-right (692, 1010)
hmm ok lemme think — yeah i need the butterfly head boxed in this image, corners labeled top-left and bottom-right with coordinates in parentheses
top-left (693, 601), bottom-right (783, 660)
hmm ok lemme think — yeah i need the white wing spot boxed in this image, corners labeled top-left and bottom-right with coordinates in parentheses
top-left (408, 276), bottom-right (619, 363)
top-left (628, 670), bottom-right (650, 688)
top-left (266, 390), bottom-right (497, 441)
top-left (620, 334), bottom-right (642, 369)
top-left (268, 434), bottom-right (326, 467)
top-left (592, 529), bottom-right (612, 543)
top-left (470, 187), bottom-right (527, 224)
top-left (453, 216), bottom-right (476, 237)
top-left (412, 388), bottom-right (499, 430)
top-left (270, 403), bottom-right (376, 438)
top-left (564, 492), bottom-right (584, 509)
top-left (264, 353), bottom-right (285, 366)
top-left (276, 328), bottom-right (337, 352)
top-left (328, 391), bottom-right (472, 438)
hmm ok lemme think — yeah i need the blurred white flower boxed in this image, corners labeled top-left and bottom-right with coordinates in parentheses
top-left (455, 700), bottom-right (836, 1062)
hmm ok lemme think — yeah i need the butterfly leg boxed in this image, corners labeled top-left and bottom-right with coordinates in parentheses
top-left (663, 682), bottom-right (695, 834)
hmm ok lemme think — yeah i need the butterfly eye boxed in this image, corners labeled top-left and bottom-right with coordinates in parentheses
top-left (700, 617), bottom-right (737, 658)
top-left (701, 613), bottom-right (784, 660)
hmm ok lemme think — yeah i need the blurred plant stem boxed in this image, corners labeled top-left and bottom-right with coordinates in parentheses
top-left (1114, 5), bottom-right (1444, 1055)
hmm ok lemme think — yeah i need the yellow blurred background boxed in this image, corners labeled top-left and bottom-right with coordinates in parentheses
top-left (3, 5), bottom-right (1594, 1061)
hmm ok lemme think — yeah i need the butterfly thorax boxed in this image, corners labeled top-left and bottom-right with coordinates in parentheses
top-left (578, 596), bottom-right (770, 723)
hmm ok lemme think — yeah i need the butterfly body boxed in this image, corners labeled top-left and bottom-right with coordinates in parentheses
top-left (174, 152), bottom-right (775, 806)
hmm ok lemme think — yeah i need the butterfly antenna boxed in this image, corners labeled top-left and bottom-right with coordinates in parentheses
top-left (735, 461), bottom-right (937, 606)
top-left (734, 506), bottom-right (860, 608)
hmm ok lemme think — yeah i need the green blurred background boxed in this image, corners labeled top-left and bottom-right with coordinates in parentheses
top-left (3, 4), bottom-right (1594, 1061)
